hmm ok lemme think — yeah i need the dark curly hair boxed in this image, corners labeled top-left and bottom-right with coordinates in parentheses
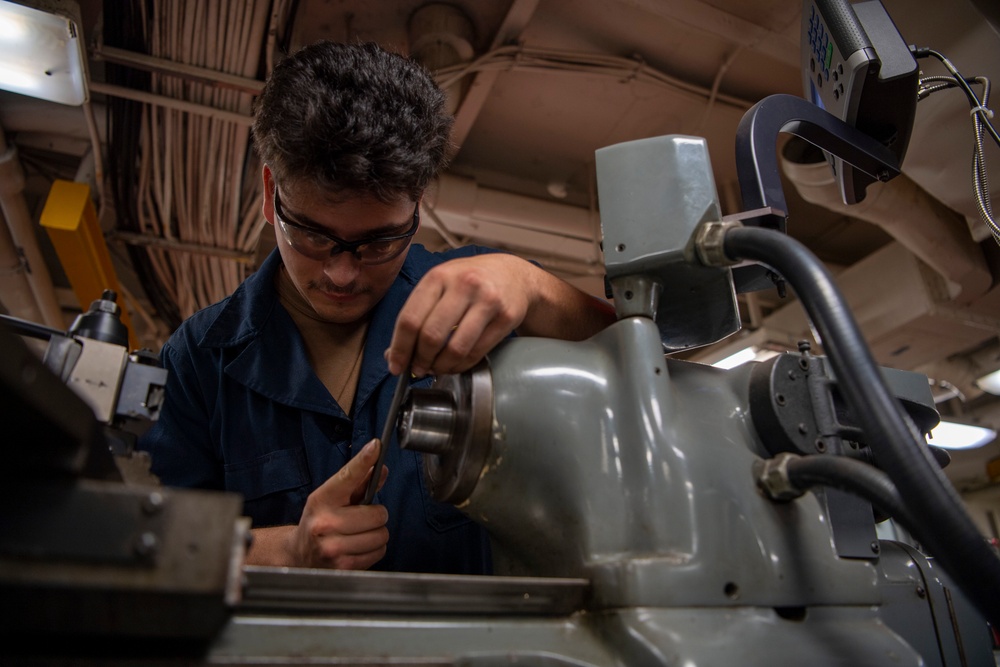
top-left (252, 41), bottom-right (454, 202)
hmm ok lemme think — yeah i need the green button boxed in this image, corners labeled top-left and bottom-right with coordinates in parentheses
top-left (825, 43), bottom-right (833, 70)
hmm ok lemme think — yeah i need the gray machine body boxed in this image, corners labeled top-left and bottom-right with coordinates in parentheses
top-left (391, 135), bottom-right (992, 666)
top-left (597, 135), bottom-right (741, 351)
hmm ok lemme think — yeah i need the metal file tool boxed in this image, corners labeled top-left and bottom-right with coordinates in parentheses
top-left (361, 363), bottom-right (411, 505)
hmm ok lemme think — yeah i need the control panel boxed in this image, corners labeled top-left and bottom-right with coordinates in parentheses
top-left (801, 0), bottom-right (918, 203)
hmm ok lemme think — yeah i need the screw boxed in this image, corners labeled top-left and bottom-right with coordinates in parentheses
top-left (775, 393), bottom-right (786, 406)
top-left (870, 540), bottom-right (880, 554)
top-left (815, 439), bottom-right (827, 453)
top-left (797, 340), bottom-right (811, 354)
top-left (797, 423), bottom-right (808, 435)
top-left (135, 532), bottom-right (159, 559)
top-left (916, 586), bottom-right (926, 599)
top-left (142, 491), bottom-right (165, 515)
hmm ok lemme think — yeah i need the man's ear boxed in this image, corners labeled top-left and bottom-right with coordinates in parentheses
top-left (262, 164), bottom-right (275, 226)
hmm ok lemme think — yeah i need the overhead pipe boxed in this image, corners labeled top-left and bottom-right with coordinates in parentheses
top-left (0, 207), bottom-right (45, 324)
top-left (0, 127), bottom-right (64, 329)
top-left (780, 139), bottom-right (992, 304)
top-left (428, 173), bottom-right (596, 241)
top-left (424, 173), bottom-right (600, 265)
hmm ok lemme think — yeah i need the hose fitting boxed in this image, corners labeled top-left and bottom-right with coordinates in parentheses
top-left (688, 220), bottom-right (744, 267)
top-left (755, 452), bottom-right (805, 501)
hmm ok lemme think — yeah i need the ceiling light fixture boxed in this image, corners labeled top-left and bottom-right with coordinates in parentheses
top-left (974, 368), bottom-right (1000, 396)
top-left (0, 0), bottom-right (88, 105)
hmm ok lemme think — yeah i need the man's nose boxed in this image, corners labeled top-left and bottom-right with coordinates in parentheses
top-left (322, 250), bottom-right (362, 286)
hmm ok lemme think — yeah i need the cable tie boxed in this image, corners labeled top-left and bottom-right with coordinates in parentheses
top-left (971, 105), bottom-right (995, 120)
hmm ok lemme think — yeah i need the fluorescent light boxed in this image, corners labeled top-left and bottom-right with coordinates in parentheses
top-left (926, 421), bottom-right (997, 450)
top-left (0, 67), bottom-right (36, 91)
top-left (711, 346), bottom-right (780, 369)
top-left (712, 347), bottom-right (757, 369)
top-left (975, 369), bottom-right (1000, 395)
top-left (0, 11), bottom-right (27, 39)
top-left (0, 0), bottom-right (88, 105)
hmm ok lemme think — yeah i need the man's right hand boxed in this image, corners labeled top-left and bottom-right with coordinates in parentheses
top-left (244, 438), bottom-right (389, 569)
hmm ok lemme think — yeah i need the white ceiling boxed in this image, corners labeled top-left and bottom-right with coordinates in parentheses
top-left (1, 0), bottom-right (999, 492)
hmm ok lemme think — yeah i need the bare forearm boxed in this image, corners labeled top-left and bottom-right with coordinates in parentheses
top-left (517, 262), bottom-right (617, 341)
top-left (386, 253), bottom-right (618, 376)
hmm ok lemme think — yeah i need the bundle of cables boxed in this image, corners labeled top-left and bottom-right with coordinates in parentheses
top-left (105, 0), bottom-right (294, 331)
top-left (912, 46), bottom-right (999, 246)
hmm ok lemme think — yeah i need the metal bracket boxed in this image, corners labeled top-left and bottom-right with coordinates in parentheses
top-left (734, 93), bottom-right (900, 233)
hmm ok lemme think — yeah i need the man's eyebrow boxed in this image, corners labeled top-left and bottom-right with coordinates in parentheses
top-left (283, 204), bottom-right (414, 237)
top-left (365, 216), bottom-right (415, 237)
top-left (280, 206), bottom-right (324, 230)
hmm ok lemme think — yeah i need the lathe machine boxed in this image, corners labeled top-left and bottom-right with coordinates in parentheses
top-left (2, 0), bottom-right (999, 662)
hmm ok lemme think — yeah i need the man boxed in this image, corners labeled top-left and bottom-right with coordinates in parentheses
top-left (139, 40), bottom-right (617, 575)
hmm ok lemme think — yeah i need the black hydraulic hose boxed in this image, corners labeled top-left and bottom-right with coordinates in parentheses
top-left (724, 226), bottom-right (1000, 627)
top-left (784, 455), bottom-right (917, 534)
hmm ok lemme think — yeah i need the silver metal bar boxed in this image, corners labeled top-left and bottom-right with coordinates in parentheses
top-left (240, 566), bottom-right (590, 616)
